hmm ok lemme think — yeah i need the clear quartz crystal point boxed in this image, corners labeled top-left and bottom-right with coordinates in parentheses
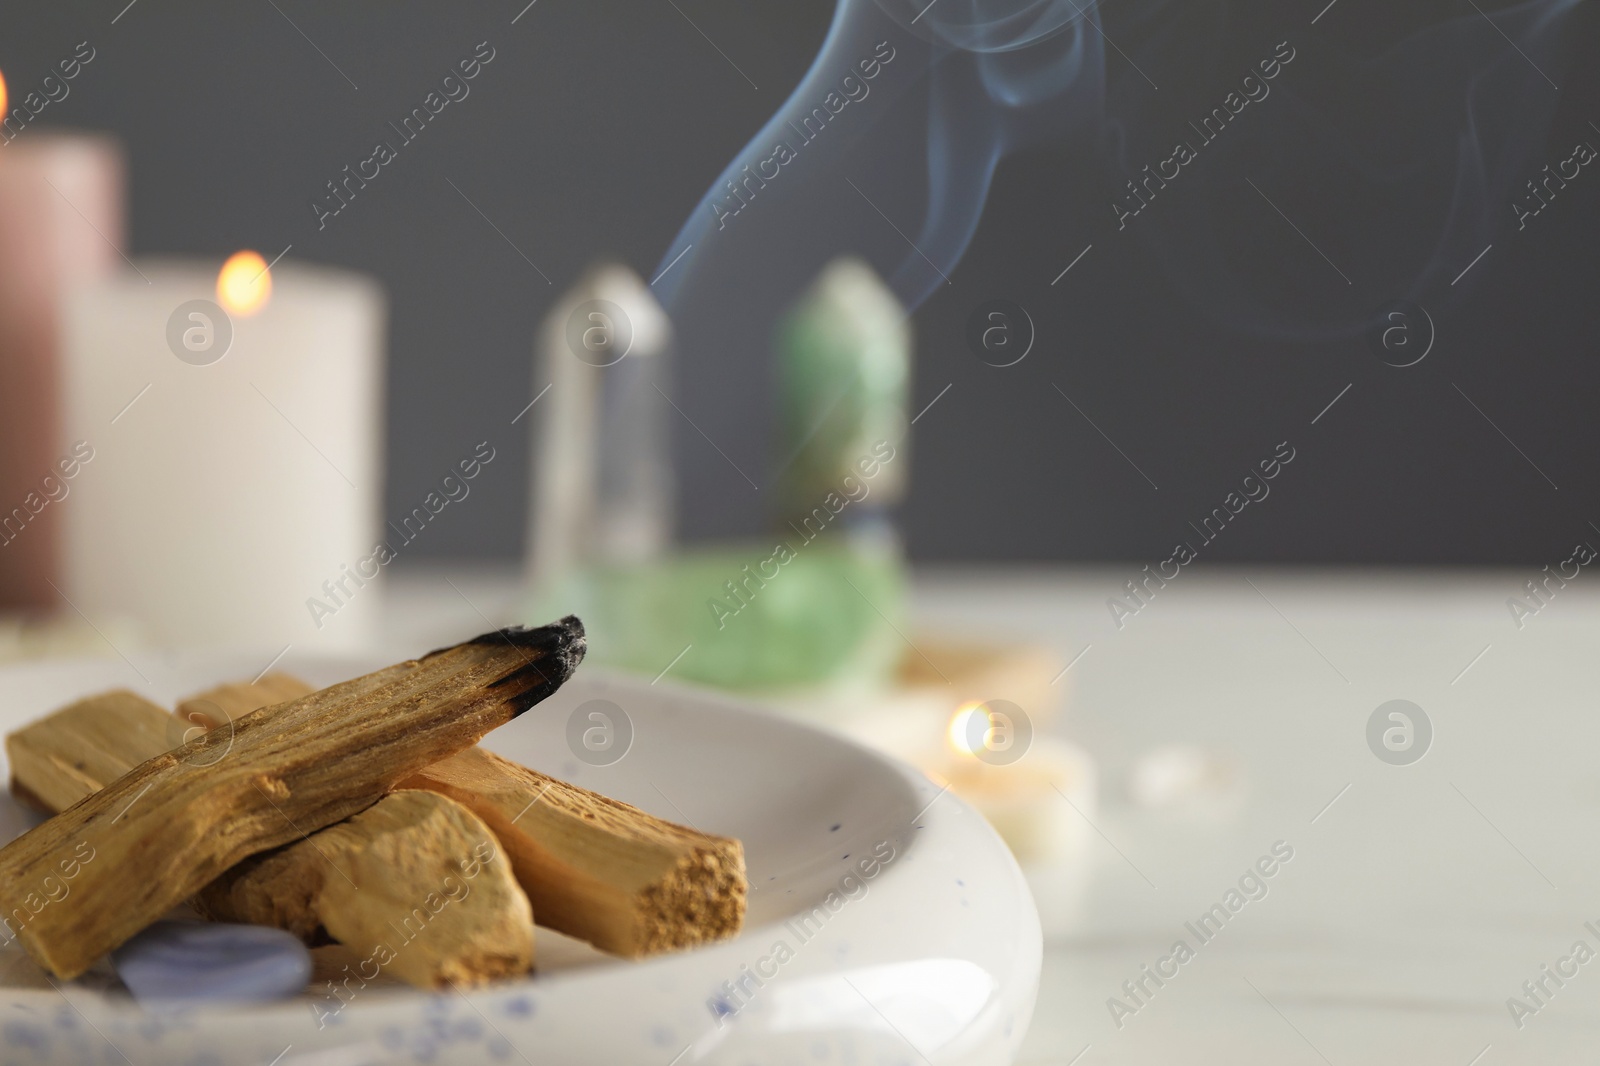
top-left (528, 264), bottom-right (673, 592)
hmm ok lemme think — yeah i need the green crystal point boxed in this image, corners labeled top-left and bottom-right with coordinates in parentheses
top-left (775, 257), bottom-right (910, 521)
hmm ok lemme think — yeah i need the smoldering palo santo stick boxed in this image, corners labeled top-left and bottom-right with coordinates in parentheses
top-left (0, 617), bottom-right (584, 979)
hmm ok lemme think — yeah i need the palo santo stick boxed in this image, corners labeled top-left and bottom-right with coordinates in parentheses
top-left (9, 696), bottom-right (536, 988)
top-left (201, 791), bottom-right (534, 988)
top-left (6, 691), bottom-right (175, 815)
top-left (0, 617), bottom-right (585, 979)
top-left (177, 674), bottom-right (316, 732)
top-left (403, 746), bottom-right (746, 956)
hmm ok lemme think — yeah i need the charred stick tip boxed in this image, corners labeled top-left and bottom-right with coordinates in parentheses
top-left (425, 615), bottom-right (586, 717)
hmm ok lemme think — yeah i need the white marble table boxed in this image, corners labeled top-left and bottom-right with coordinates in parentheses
top-left (387, 564), bottom-right (1600, 1065)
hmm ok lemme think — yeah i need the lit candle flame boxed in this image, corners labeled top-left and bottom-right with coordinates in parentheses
top-left (947, 701), bottom-right (989, 758)
top-left (217, 250), bottom-right (272, 316)
top-left (0, 69), bottom-right (8, 117)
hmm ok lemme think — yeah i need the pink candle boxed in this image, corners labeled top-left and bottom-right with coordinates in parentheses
top-left (0, 133), bottom-right (123, 609)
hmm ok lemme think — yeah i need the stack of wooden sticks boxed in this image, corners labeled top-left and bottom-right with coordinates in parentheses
top-left (0, 617), bottom-right (747, 989)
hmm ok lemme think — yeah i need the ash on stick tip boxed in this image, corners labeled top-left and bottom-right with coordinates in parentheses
top-left (425, 616), bottom-right (587, 714)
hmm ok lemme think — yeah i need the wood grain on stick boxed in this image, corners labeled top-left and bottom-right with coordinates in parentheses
top-left (6, 690), bottom-right (173, 815)
top-left (404, 746), bottom-right (746, 956)
top-left (0, 617), bottom-right (584, 978)
top-left (177, 673), bottom-right (315, 732)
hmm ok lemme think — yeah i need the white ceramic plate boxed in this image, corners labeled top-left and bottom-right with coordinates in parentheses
top-left (0, 651), bottom-right (1041, 1065)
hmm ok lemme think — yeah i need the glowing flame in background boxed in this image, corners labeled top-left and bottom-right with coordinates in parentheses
top-left (947, 700), bottom-right (990, 757)
top-left (217, 250), bottom-right (272, 316)
top-left (0, 69), bottom-right (9, 118)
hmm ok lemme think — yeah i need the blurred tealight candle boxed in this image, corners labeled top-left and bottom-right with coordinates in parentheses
top-left (1128, 745), bottom-right (1242, 813)
top-left (933, 702), bottom-right (1098, 865)
top-left (62, 255), bottom-right (384, 650)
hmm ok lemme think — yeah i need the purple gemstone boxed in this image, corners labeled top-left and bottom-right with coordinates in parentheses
top-left (112, 921), bottom-right (312, 1004)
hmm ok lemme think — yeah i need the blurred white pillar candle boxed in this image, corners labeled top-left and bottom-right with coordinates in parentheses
top-left (62, 256), bottom-right (384, 651)
top-left (933, 703), bottom-right (1098, 865)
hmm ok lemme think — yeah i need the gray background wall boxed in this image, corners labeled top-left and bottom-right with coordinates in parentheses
top-left (5, 0), bottom-right (1597, 566)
